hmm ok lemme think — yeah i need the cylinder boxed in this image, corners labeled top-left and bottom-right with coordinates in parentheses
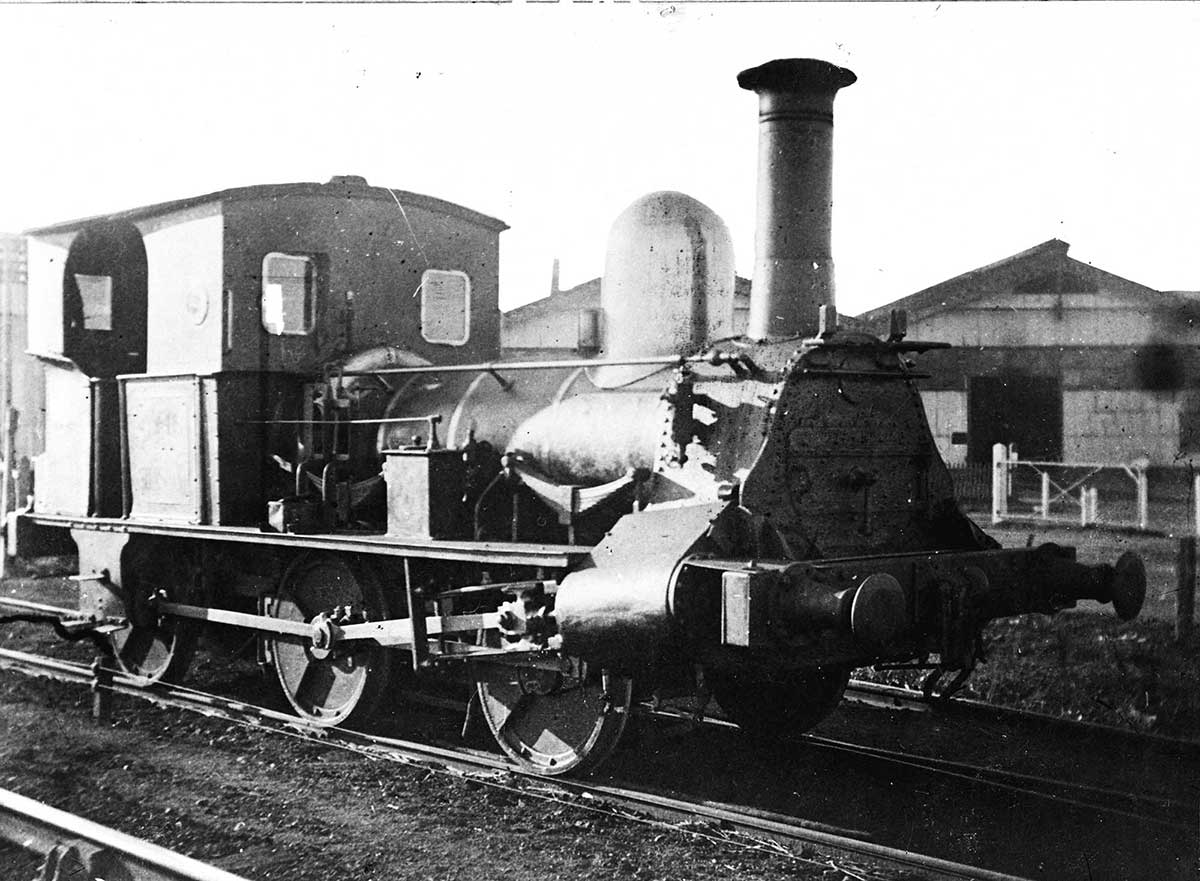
top-left (738, 58), bottom-right (856, 341)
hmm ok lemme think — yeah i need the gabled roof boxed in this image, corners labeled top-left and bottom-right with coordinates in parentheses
top-left (25, 176), bottom-right (509, 236)
top-left (504, 276), bottom-right (753, 323)
top-left (503, 279), bottom-right (602, 324)
top-left (856, 239), bottom-right (1166, 330)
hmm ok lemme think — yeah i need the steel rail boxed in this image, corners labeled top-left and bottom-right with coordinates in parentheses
top-left (843, 679), bottom-right (1200, 755)
top-left (1, 642), bottom-right (1187, 828)
top-left (0, 647), bottom-right (1029, 881)
top-left (801, 732), bottom-right (1189, 828)
top-left (0, 787), bottom-right (250, 881)
top-left (644, 704), bottom-right (1190, 831)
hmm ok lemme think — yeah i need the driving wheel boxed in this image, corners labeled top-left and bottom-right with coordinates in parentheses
top-left (476, 659), bottom-right (632, 776)
top-left (268, 553), bottom-right (396, 727)
top-left (707, 663), bottom-right (851, 739)
top-left (108, 539), bottom-right (203, 684)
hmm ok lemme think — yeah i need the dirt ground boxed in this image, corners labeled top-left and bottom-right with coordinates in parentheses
top-left (0, 670), bottom-right (915, 881)
top-left (0, 578), bottom-right (913, 881)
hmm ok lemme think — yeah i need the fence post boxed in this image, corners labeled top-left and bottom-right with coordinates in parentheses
top-left (1079, 487), bottom-right (1088, 527)
top-left (1088, 487), bottom-right (1099, 525)
top-left (1194, 472), bottom-right (1200, 538)
top-left (1177, 537), bottom-right (1196, 643)
top-left (1136, 466), bottom-right (1149, 532)
top-left (991, 443), bottom-right (1007, 524)
top-left (90, 656), bottom-right (112, 722)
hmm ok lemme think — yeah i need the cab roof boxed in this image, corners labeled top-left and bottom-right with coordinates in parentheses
top-left (25, 175), bottom-right (509, 236)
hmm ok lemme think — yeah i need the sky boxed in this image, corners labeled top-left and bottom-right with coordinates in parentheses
top-left (2, 2), bottom-right (1199, 316)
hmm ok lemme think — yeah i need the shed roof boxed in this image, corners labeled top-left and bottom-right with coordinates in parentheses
top-left (503, 279), bottom-right (602, 324)
top-left (504, 275), bottom-right (755, 324)
top-left (855, 239), bottom-right (1177, 331)
top-left (24, 176), bottom-right (509, 236)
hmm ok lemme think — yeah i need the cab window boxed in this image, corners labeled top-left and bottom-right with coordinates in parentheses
top-left (420, 269), bottom-right (470, 345)
top-left (262, 253), bottom-right (315, 335)
top-left (74, 274), bottom-right (113, 331)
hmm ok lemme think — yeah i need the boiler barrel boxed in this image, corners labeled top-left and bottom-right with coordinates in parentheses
top-left (509, 392), bottom-right (665, 485)
top-left (385, 365), bottom-right (668, 488)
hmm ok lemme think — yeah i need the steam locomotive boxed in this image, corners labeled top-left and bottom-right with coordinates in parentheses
top-left (8, 58), bottom-right (1145, 775)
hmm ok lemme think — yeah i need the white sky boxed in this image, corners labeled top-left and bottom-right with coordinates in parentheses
top-left (2, 2), bottom-right (1199, 315)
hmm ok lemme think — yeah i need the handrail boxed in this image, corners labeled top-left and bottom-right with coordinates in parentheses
top-left (332, 351), bottom-right (755, 378)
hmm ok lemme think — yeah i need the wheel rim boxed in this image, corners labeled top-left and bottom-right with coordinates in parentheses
top-left (110, 625), bottom-right (185, 682)
top-left (109, 540), bottom-right (201, 683)
top-left (269, 554), bottom-right (394, 727)
top-left (476, 660), bottom-right (631, 776)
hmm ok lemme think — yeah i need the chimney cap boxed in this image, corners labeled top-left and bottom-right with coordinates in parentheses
top-left (737, 58), bottom-right (857, 94)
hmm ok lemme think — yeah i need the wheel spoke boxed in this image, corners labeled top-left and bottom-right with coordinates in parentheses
top-left (274, 597), bottom-right (306, 622)
top-left (477, 667), bottom-right (631, 776)
top-left (295, 658), bottom-right (336, 715)
top-left (496, 691), bottom-right (535, 735)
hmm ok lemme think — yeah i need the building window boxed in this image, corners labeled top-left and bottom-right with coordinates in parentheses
top-left (262, 253), bottom-right (315, 335)
top-left (74, 274), bottom-right (113, 331)
top-left (421, 269), bottom-right (470, 345)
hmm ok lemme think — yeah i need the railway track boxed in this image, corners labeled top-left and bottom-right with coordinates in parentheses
top-left (2, 644), bottom-right (1194, 879)
top-left (0, 645), bottom-right (1039, 881)
top-left (835, 680), bottom-right (1198, 824)
top-left (0, 786), bottom-right (252, 881)
top-left (844, 678), bottom-right (1200, 755)
top-left (646, 705), bottom-right (1190, 834)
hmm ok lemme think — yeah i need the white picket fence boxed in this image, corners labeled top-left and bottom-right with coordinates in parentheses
top-left (990, 443), bottom-right (1166, 531)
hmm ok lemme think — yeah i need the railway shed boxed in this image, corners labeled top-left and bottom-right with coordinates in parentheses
top-left (502, 273), bottom-right (755, 358)
top-left (856, 239), bottom-right (1200, 467)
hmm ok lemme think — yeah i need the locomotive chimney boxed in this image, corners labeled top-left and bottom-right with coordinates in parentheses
top-left (739, 58), bottom-right (856, 340)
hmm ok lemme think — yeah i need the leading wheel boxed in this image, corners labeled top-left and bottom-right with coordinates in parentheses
top-left (476, 660), bottom-right (632, 776)
top-left (707, 663), bottom-right (850, 740)
top-left (109, 539), bottom-right (203, 683)
top-left (268, 553), bottom-right (396, 728)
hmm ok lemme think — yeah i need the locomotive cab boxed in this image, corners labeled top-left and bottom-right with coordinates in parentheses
top-left (22, 177), bottom-right (506, 529)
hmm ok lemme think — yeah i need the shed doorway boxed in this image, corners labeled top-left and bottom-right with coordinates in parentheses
top-left (967, 374), bottom-right (1062, 465)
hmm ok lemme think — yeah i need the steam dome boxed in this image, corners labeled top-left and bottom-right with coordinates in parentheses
top-left (595, 191), bottom-right (735, 387)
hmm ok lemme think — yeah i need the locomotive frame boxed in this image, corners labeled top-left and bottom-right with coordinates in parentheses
top-left (8, 58), bottom-right (1146, 776)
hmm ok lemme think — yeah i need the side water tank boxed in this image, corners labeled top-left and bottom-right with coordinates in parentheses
top-left (595, 192), bottom-right (735, 388)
